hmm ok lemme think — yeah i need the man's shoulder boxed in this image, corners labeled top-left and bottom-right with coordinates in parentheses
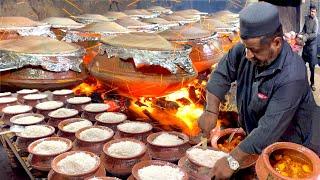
top-left (280, 50), bottom-right (307, 83)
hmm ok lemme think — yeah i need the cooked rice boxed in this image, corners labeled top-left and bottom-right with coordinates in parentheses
top-left (62, 120), bottom-right (92, 132)
top-left (138, 165), bottom-right (184, 180)
top-left (107, 141), bottom-right (143, 158)
top-left (17, 89), bottom-right (38, 94)
top-left (0, 97), bottom-right (17, 103)
top-left (152, 133), bottom-right (184, 146)
top-left (186, 148), bottom-right (228, 168)
top-left (67, 97), bottom-right (91, 104)
top-left (33, 140), bottom-right (69, 154)
top-left (84, 103), bottom-right (110, 112)
top-left (3, 105), bottom-right (31, 114)
top-left (49, 108), bottom-right (78, 118)
top-left (12, 115), bottom-right (42, 125)
top-left (53, 89), bottom-right (73, 95)
top-left (23, 93), bottom-right (48, 100)
top-left (97, 112), bottom-right (126, 123)
top-left (0, 92), bottom-right (11, 97)
top-left (36, 101), bottom-right (64, 110)
top-left (20, 125), bottom-right (52, 137)
top-left (57, 152), bottom-right (98, 175)
top-left (79, 127), bottom-right (113, 141)
top-left (117, 122), bottom-right (152, 133)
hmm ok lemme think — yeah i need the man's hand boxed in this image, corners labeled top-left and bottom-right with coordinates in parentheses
top-left (198, 111), bottom-right (219, 137)
top-left (211, 156), bottom-right (234, 180)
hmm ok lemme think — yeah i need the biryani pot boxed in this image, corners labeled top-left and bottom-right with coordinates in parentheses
top-left (117, 125), bottom-right (152, 143)
top-left (57, 118), bottom-right (92, 141)
top-left (94, 113), bottom-right (127, 132)
top-left (131, 160), bottom-right (189, 180)
top-left (255, 142), bottom-right (320, 180)
top-left (147, 131), bottom-right (191, 162)
top-left (23, 95), bottom-right (49, 110)
top-left (66, 101), bottom-right (91, 114)
top-left (10, 113), bottom-right (45, 126)
top-left (73, 126), bottom-right (114, 156)
top-left (27, 137), bottom-right (73, 171)
top-left (1, 105), bottom-right (33, 126)
top-left (51, 151), bottom-right (101, 180)
top-left (0, 98), bottom-right (18, 113)
top-left (101, 138), bottom-right (150, 176)
top-left (47, 111), bottom-right (79, 129)
top-left (17, 90), bottom-right (39, 103)
top-left (52, 92), bottom-right (74, 104)
top-left (35, 102), bottom-right (64, 120)
top-left (16, 125), bottom-right (55, 153)
top-left (178, 156), bottom-right (211, 180)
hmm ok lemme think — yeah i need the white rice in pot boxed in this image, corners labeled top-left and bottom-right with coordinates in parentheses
top-left (117, 122), bottom-right (152, 133)
top-left (33, 140), bottom-right (69, 155)
top-left (49, 108), bottom-right (78, 118)
top-left (84, 103), bottom-right (110, 112)
top-left (138, 165), bottom-right (184, 180)
top-left (12, 115), bottom-right (43, 125)
top-left (62, 120), bottom-right (92, 132)
top-left (152, 133), bottom-right (184, 146)
top-left (53, 89), bottom-right (73, 95)
top-left (79, 127), bottom-right (113, 141)
top-left (0, 97), bottom-right (17, 103)
top-left (0, 92), bottom-right (11, 97)
top-left (107, 141), bottom-right (143, 158)
top-left (20, 125), bottom-right (53, 137)
top-left (186, 148), bottom-right (228, 168)
top-left (17, 89), bottom-right (38, 94)
top-left (36, 101), bottom-right (64, 110)
top-left (23, 93), bottom-right (48, 100)
top-left (57, 152), bottom-right (98, 175)
top-left (97, 112), bottom-right (126, 123)
top-left (3, 105), bottom-right (31, 114)
top-left (67, 97), bottom-right (91, 104)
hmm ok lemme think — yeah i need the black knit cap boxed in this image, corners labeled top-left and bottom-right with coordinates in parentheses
top-left (239, 2), bottom-right (280, 39)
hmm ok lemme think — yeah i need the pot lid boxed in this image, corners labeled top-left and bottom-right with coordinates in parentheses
top-left (142, 17), bottom-right (178, 26)
top-left (76, 22), bottom-right (130, 34)
top-left (0, 17), bottom-right (45, 30)
top-left (41, 17), bottom-right (84, 29)
top-left (158, 25), bottom-right (212, 41)
top-left (115, 18), bottom-right (152, 29)
top-left (71, 14), bottom-right (113, 23)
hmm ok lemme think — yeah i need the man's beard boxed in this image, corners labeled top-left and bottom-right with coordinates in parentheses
top-left (250, 58), bottom-right (274, 67)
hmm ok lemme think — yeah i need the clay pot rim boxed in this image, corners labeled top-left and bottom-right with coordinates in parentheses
top-left (58, 118), bottom-right (93, 133)
top-left (147, 131), bottom-right (189, 147)
top-left (35, 101), bottom-right (64, 111)
top-left (0, 97), bottom-right (17, 104)
top-left (260, 142), bottom-right (320, 180)
top-left (75, 125), bottom-right (114, 143)
top-left (86, 177), bottom-right (121, 180)
top-left (10, 113), bottom-right (45, 126)
top-left (81, 103), bottom-right (110, 113)
top-left (16, 125), bottom-right (55, 139)
top-left (48, 109), bottom-right (79, 119)
top-left (66, 97), bottom-right (91, 105)
top-left (22, 93), bottom-right (48, 100)
top-left (117, 121), bottom-right (153, 134)
top-left (51, 150), bottom-right (101, 177)
top-left (211, 128), bottom-right (246, 151)
top-left (186, 146), bottom-right (221, 168)
top-left (2, 105), bottom-right (32, 114)
top-left (27, 136), bottom-right (73, 156)
top-left (103, 138), bottom-right (147, 159)
top-left (95, 112), bottom-right (127, 125)
top-left (132, 160), bottom-right (189, 180)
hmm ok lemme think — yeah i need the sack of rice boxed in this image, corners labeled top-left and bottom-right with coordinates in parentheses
top-left (96, 112), bottom-right (127, 123)
top-left (79, 127), bottom-right (113, 141)
top-left (36, 101), bottom-right (64, 110)
top-left (12, 115), bottom-right (43, 125)
top-left (63, 120), bottom-right (92, 132)
top-left (138, 165), bottom-right (184, 180)
top-left (117, 122), bottom-right (152, 133)
top-left (67, 97), bottom-right (91, 104)
top-left (23, 93), bottom-right (48, 100)
top-left (20, 125), bottom-right (53, 137)
top-left (107, 141), bottom-right (144, 158)
top-left (52, 89), bottom-right (73, 95)
top-left (2, 105), bottom-right (32, 114)
top-left (186, 148), bottom-right (228, 168)
top-left (152, 133), bottom-right (184, 146)
top-left (33, 140), bottom-right (69, 155)
top-left (84, 103), bottom-right (110, 112)
top-left (57, 152), bottom-right (98, 175)
top-left (49, 108), bottom-right (78, 118)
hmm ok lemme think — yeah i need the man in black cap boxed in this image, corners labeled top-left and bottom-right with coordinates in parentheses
top-left (198, 2), bottom-right (320, 179)
top-left (300, 4), bottom-right (318, 91)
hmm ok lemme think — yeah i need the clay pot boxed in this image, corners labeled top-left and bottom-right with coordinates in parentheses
top-left (50, 151), bottom-right (101, 180)
top-left (73, 126), bottom-right (114, 155)
top-left (27, 137), bottom-right (73, 171)
top-left (94, 112), bottom-right (127, 132)
top-left (117, 122), bottom-right (153, 143)
top-left (35, 101), bottom-right (65, 120)
top-left (23, 93), bottom-right (49, 110)
top-left (81, 103), bottom-right (110, 122)
top-left (47, 109), bottom-right (79, 128)
top-left (52, 90), bottom-right (74, 104)
top-left (85, 177), bottom-right (121, 180)
top-left (57, 118), bottom-right (93, 141)
top-left (255, 142), bottom-right (320, 180)
top-left (16, 125), bottom-right (55, 153)
top-left (131, 160), bottom-right (189, 180)
top-left (178, 156), bottom-right (211, 180)
top-left (1, 105), bottom-right (33, 125)
top-left (147, 131), bottom-right (190, 162)
top-left (0, 97), bottom-right (18, 113)
top-left (101, 138), bottom-right (150, 176)
top-left (66, 97), bottom-right (92, 113)
top-left (10, 113), bottom-right (45, 126)
top-left (16, 89), bottom-right (39, 103)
